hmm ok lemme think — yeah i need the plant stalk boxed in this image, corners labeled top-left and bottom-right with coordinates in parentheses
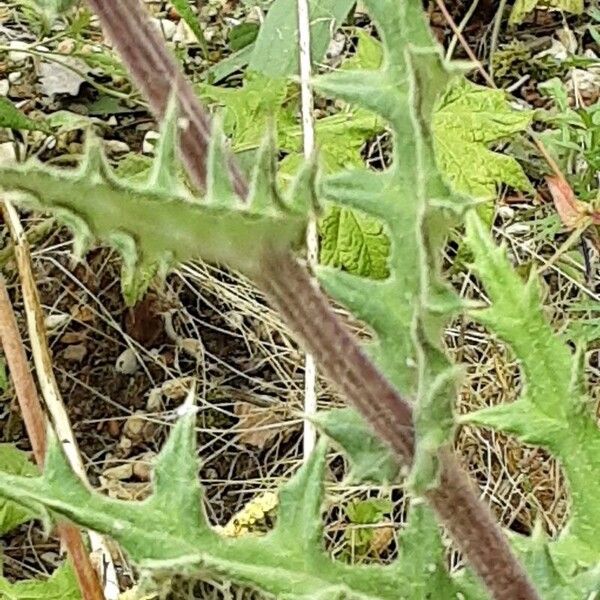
top-left (85, 1), bottom-right (540, 598)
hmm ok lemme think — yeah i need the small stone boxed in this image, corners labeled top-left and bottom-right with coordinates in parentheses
top-left (103, 462), bottom-right (133, 480)
top-left (56, 38), bottom-right (76, 54)
top-left (8, 71), bottom-right (22, 84)
top-left (116, 348), bottom-right (139, 375)
top-left (104, 139), bottom-right (130, 154)
top-left (142, 130), bottom-right (160, 154)
top-left (162, 377), bottom-right (192, 400)
top-left (123, 412), bottom-right (156, 443)
top-left (497, 206), bottom-right (514, 222)
top-left (61, 331), bottom-right (87, 344)
top-left (146, 388), bottom-right (163, 412)
top-left (0, 143), bottom-right (15, 165)
top-left (505, 223), bottom-right (530, 236)
top-left (8, 41), bottom-right (30, 62)
top-left (132, 452), bottom-right (156, 481)
top-left (173, 20), bottom-right (196, 45)
top-left (106, 420), bottom-right (121, 438)
top-left (44, 313), bottom-right (70, 334)
top-left (40, 551), bottom-right (61, 567)
top-left (0, 80), bottom-right (9, 96)
top-left (149, 17), bottom-right (177, 40)
top-left (63, 343), bottom-right (87, 363)
top-left (179, 338), bottom-right (204, 361)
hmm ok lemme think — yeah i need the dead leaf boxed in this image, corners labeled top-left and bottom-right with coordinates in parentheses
top-left (234, 402), bottom-right (283, 448)
top-left (546, 175), bottom-right (600, 230)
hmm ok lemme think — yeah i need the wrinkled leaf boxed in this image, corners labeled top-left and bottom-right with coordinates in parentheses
top-left (320, 206), bottom-right (389, 279)
top-left (0, 444), bottom-right (38, 535)
top-left (433, 79), bottom-right (532, 198)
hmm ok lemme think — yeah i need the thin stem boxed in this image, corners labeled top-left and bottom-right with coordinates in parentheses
top-left (296, 0), bottom-right (318, 459)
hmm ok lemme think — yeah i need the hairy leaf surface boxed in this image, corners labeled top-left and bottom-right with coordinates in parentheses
top-left (0, 444), bottom-right (38, 534)
top-left (0, 563), bottom-right (80, 600)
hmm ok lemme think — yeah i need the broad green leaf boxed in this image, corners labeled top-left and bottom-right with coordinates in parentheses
top-left (433, 79), bottom-right (533, 198)
top-left (0, 563), bottom-right (80, 600)
top-left (228, 23), bottom-right (260, 52)
top-left (249, 0), bottom-right (355, 77)
top-left (0, 444), bottom-right (38, 535)
top-left (341, 29), bottom-right (383, 71)
top-left (198, 73), bottom-right (293, 151)
top-left (0, 99), bottom-right (49, 133)
top-left (319, 206), bottom-right (389, 278)
top-left (510, 0), bottom-right (584, 24)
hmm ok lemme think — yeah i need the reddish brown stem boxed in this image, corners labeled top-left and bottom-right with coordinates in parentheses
top-left (0, 276), bottom-right (104, 600)
top-left (85, 0), bottom-right (247, 198)
top-left (85, 1), bottom-right (539, 598)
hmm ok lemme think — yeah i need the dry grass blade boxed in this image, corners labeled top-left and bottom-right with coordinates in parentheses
top-left (2, 200), bottom-right (119, 600)
top-left (0, 273), bottom-right (104, 600)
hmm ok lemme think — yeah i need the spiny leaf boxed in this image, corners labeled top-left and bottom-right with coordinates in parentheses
top-left (0, 563), bottom-right (81, 600)
top-left (0, 416), bottom-right (475, 599)
top-left (315, 0), bottom-right (463, 492)
top-left (312, 408), bottom-right (399, 484)
top-left (510, 0), bottom-right (584, 24)
top-left (464, 208), bottom-right (600, 572)
top-left (0, 444), bottom-right (38, 535)
top-left (0, 130), bottom-right (307, 303)
top-left (432, 79), bottom-right (533, 199)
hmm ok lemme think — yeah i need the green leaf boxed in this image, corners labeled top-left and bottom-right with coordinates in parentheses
top-left (0, 563), bottom-right (81, 600)
top-left (314, 0), bottom-right (465, 493)
top-left (228, 22), bottom-right (260, 52)
top-left (0, 123), bottom-right (308, 303)
top-left (0, 99), bottom-right (49, 133)
top-left (0, 418), bottom-right (475, 599)
top-left (432, 79), bottom-right (533, 198)
top-left (464, 209), bottom-right (600, 573)
top-left (319, 206), bottom-right (389, 279)
top-left (0, 444), bottom-right (38, 535)
top-left (313, 408), bottom-right (399, 484)
top-left (346, 499), bottom-right (393, 524)
top-left (198, 73), bottom-right (293, 151)
top-left (248, 0), bottom-right (355, 78)
top-left (510, 0), bottom-right (584, 24)
top-left (170, 0), bottom-right (209, 56)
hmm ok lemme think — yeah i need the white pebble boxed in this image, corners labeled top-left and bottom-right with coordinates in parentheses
top-left (142, 130), bottom-right (160, 154)
top-left (115, 348), bottom-right (139, 375)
